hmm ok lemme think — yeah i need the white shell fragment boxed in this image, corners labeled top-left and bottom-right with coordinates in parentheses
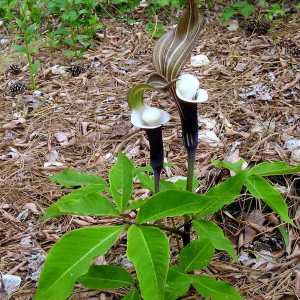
top-left (199, 130), bottom-right (222, 147)
top-left (190, 55), bottom-right (210, 67)
top-left (141, 107), bottom-right (162, 126)
top-left (1, 274), bottom-right (21, 295)
top-left (176, 74), bottom-right (208, 103)
top-left (291, 149), bottom-right (300, 163)
top-left (51, 65), bottom-right (67, 75)
top-left (284, 138), bottom-right (300, 151)
top-left (223, 20), bottom-right (239, 31)
top-left (131, 105), bottom-right (170, 129)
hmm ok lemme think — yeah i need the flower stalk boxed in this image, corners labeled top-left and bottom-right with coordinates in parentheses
top-left (145, 127), bottom-right (164, 193)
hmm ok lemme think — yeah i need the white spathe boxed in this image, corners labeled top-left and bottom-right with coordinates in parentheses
top-left (131, 105), bottom-right (170, 129)
top-left (176, 73), bottom-right (208, 103)
top-left (142, 107), bottom-right (162, 126)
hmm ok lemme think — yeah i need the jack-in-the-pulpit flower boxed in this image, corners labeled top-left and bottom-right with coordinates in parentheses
top-left (127, 84), bottom-right (170, 193)
top-left (145, 0), bottom-right (205, 194)
top-left (176, 74), bottom-right (208, 103)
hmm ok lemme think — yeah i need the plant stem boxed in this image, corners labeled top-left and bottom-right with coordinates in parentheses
top-left (142, 223), bottom-right (184, 236)
top-left (186, 148), bottom-right (196, 192)
top-left (24, 40), bottom-right (35, 89)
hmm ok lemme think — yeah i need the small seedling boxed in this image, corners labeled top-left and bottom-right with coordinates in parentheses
top-left (12, 1), bottom-right (40, 89)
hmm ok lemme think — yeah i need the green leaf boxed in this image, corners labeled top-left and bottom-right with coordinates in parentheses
top-left (278, 226), bottom-right (289, 246)
top-left (179, 239), bottom-right (214, 272)
top-left (50, 169), bottom-right (107, 188)
top-left (42, 184), bottom-right (108, 220)
top-left (46, 192), bottom-right (119, 218)
top-left (127, 198), bottom-right (145, 210)
top-left (245, 175), bottom-right (294, 226)
top-left (137, 173), bottom-right (198, 192)
top-left (248, 161), bottom-right (300, 176)
top-left (77, 265), bottom-right (133, 289)
top-left (220, 7), bottom-right (236, 22)
top-left (136, 190), bottom-right (216, 223)
top-left (25, 23), bottom-right (36, 37)
top-left (164, 266), bottom-right (191, 300)
top-left (28, 47), bottom-right (38, 54)
top-left (211, 159), bottom-right (246, 174)
top-left (109, 152), bottom-right (135, 213)
top-left (145, 23), bottom-right (165, 38)
top-left (31, 60), bottom-right (40, 73)
top-left (12, 45), bottom-right (26, 53)
top-left (191, 275), bottom-right (242, 300)
top-left (233, 1), bottom-right (254, 18)
top-left (137, 173), bottom-right (154, 192)
top-left (127, 225), bottom-right (170, 300)
top-left (195, 171), bottom-right (248, 217)
top-left (193, 220), bottom-right (238, 262)
top-left (123, 288), bottom-right (141, 300)
top-left (76, 34), bottom-right (90, 40)
top-left (35, 226), bottom-right (125, 300)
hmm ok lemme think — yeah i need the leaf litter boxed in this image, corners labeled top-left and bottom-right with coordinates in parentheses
top-left (0, 1), bottom-right (299, 299)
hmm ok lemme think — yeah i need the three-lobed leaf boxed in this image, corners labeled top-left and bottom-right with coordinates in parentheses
top-left (127, 225), bottom-right (170, 300)
top-left (35, 226), bottom-right (126, 300)
top-left (77, 265), bottom-right (133, 289)
top-left (245, 175), bottom-right (294, 225)
top-left (179, 239), bottom-right (214, 272)
top-left (193, 220), bottom-right (238, 262)
top-left (50, 169), bottom-right (107, 188)
top-left (109, 152), bottom-right (135, 213)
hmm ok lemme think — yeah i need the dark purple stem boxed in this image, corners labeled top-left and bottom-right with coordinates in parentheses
top-left (145, 127), bottom-right (164, 193)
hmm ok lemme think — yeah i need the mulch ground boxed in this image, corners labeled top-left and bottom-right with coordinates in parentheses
top-left (0, 3), bottom-right (299, 299)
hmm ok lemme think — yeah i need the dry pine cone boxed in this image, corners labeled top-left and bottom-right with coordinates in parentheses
top-left (6, 62), bottom-right (22, 75)
top-left (66, 64), bottom-right (86, 77)
top-left (241, 18), bottom-right (270, 35)
top-left (7, 80), bottom-right (27, 96)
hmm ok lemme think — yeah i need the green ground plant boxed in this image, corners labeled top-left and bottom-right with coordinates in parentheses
top-left (220, 1), bottom-right (254, 21)
top-left (34, 156), bottom-right (299, 300)
top-left (12, 1), bottom-right (40, 89)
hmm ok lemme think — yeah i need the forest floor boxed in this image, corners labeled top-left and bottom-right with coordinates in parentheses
top-left (0, 3), bottom-right (299, 300)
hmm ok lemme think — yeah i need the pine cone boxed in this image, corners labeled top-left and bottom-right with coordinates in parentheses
top-left (66, 64), bottom-right (86, 77)
top-left (241, 18), bottom-right (270, 35)
top-left (7, 80), bottom-right (27, 96)
top-left (6, 62), bottom-right (22, 75)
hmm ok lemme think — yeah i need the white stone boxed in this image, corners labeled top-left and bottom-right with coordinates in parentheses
top-left (2, 274), bottom-right (21, 295)
top-left (291, 148), bottom-right (300, 162)
top-left (190, 55), bottom-right (210, 67)
top-left (199, 130), bottom-right (222, 147)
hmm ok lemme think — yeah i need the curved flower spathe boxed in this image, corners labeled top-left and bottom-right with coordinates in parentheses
top-left (176, 74), bottom-right (208, 103)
